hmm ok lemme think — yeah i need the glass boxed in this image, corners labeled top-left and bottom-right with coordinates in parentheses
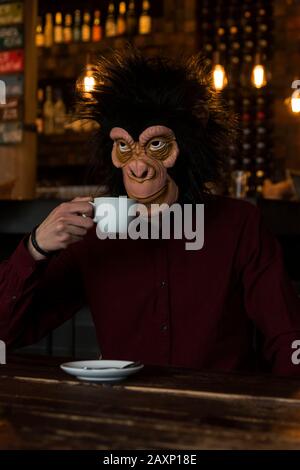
top-left (230, 170), bottom-right (249, 198)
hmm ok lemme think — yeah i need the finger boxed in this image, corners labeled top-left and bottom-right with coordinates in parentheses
top-left (57, 233), bottom-right (84, 249)
top-left (68, 235), bottom-right (85, 244)
top-left (61, 201), bottom-right (94, 216)
top-left (63, 214), bottom-right (94, 229)
top-left (65, 225), bottom-right (88, 237)
top-left (72, 196), bottom-right (93, 202)
top-left (58, 235), bottom-right (83, 248)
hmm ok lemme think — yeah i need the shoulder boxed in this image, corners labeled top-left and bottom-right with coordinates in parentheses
top-left (203, 195), bottom-right (259, 227)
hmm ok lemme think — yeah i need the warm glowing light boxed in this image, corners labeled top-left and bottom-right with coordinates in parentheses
top-left (213, 64), bottom-right (227, 91)
top-left (252, 64), bottom-right (266, 88)
top-left (83, 75), bottom-right (95, 93)
top-left (291, 96), bottom-right (300, 113)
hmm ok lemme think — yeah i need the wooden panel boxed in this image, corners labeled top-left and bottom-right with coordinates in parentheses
top-left (16, 0), bottom-right (37, 199)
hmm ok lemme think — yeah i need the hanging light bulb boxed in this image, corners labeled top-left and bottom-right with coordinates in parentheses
top-left (213, 64), bottom-right (227, 91)
top-left (252, 65), bottom-right (265, 88)
top-left (251, 54), bottom-right (267, 88)
top-left (70, 56), bottom-right (99, 133)
top-left (212, 51), bottom-right (227, 91)
top-left (76, 54), bottom-right (97, 98)
top-left (83, 74), bottom-right (95, 93)
top-left (291, 80), bottom-right (300, 113)
top-left (82, 59), bottom-right (96, 95)
top-left (291, 91), bottom-right (300, 113)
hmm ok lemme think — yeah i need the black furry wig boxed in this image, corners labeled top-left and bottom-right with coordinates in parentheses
top-left (77, 47), bottom-right (237, 203)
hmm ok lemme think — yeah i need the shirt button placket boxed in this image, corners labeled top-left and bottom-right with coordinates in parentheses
top-left (155, 241), bottom-right (171, 363)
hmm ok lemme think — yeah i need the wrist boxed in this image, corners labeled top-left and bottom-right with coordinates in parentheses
top-left (27, 234), bottom-right (47, 261)
top-left (28, 225), bottom-right (52, 261)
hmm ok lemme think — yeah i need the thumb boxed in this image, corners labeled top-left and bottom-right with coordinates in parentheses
top-left (71, 196), bottom-right (93, 202)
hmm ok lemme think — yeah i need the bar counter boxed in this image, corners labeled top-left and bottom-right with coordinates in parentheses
top-left (1, 355), bottom-right (300, 450)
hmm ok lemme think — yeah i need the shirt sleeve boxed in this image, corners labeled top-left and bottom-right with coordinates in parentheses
top-left (0, 236), bottom-right (85, 349)
top-left (238, 205), bottom-right (300, 376)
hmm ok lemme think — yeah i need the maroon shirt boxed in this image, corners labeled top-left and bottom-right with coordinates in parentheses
top-left (0, 196), bottom-right (300, 375)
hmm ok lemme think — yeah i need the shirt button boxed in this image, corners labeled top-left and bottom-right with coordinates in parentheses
top-left (160, 280), bottom-right (167, 288)
top-left (161, 324), bottom-right (168, 332)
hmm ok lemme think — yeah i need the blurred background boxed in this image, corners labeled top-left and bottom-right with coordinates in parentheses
top-left (0, 0), bottom-right (299, 357)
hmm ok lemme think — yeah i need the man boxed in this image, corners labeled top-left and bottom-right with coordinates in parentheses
top-left (0, 50), bottom-right (299, 375)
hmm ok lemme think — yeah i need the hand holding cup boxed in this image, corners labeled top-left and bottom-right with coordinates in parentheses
top-left (28, 196), bottom-right (95, 261)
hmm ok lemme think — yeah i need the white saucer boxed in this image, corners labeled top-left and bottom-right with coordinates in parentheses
top-left (60, 360), bottom-right (144, 383)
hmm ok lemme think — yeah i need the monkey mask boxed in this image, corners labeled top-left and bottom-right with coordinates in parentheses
top-left (77, 49), bottom-right (235, 208)
top-left (110, 125), bottom-right (179, 207)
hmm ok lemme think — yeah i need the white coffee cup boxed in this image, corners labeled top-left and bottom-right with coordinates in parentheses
top-left (90, 196), bottom-right (137, 235)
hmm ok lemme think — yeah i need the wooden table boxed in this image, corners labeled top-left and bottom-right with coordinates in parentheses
top-left (1, 355), bottom-right (300, 450)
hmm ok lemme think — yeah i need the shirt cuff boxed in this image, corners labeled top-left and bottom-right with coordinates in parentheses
top-left (10, 235), bottom-right (50, 280)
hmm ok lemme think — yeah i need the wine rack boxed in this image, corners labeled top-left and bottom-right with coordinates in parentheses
top-left (198, 0), bottom-right (274, 197)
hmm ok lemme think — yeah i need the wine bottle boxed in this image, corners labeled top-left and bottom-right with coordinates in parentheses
top-left (36, 16), bottom-right (44, 47)
top-left (63, 14), bottom-right (73, 43)
top-left (117, 1), bottom-right (127, 36)
top-left (105, 2), bottom-right (116, 38)
top-left (36, 88), bottom-right (44, 134)
top-left (54, 12), bottom-right (63, 44)
top-left (139, 0), bottom-right (151, 35)
top-left (92, 10), bottom-right (102, 42)
top-left (43, 86), bottom-right (55, 135)
top-left (127, 0), bottom-right (137, 36)
top-left (73, 10), bottom-right (81, 42)
top-left (82, 12), bottom-right (91, 42)
top-left (54, 89), bottom-right (66, 135)
top-left (44, 13), bottom-right (53, 48)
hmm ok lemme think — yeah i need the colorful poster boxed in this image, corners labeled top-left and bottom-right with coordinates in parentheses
top-left (0, 49), bottom-right (23, 73)
top-left (0, 3), bottom-right (23, 25)
top-left (0, 73), bottom-right (23, 97)
top-left (0, 25), bottom-right (23, 50)
top-left (0, 97), bottom-right (22, 121)
top-left (0, 121), bottom-right (22, 143)
top-left (0, 2), bottom-right (24, 149)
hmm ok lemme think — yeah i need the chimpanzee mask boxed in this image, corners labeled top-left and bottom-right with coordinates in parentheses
top-left (77, 49), bottom-right (235, 207)
top-left (110, 125), bottom-right (179, 206)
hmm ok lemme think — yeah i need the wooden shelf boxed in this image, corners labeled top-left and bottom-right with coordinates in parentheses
top-left (38, 132), bottom-right (93, 167)
top-left (38, 132), bottom-right (92, 144)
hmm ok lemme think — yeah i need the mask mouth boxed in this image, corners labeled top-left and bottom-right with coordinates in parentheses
top-left (130, 182), bottom-right (168, 205)
top-left (127, 175), bottom-right (178, 207)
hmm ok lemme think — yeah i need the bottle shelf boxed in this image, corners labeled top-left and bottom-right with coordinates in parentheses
top-left (37, 31), bottom-right (194, 79)
top-left (38, 132), bottom-right (94, 167)
top-left (38, 132), bottom-right (93, 144)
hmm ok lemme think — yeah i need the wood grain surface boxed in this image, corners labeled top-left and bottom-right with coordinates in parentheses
top-left (1, 355), bottom-right (300, 450)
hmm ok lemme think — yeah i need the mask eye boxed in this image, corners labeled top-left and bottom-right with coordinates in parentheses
top-left (118, 140), bottom-right (130, 153)
top-left (149, 140), bottom-right (166, 151)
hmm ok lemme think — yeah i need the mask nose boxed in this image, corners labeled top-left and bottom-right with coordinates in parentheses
top-left (128, 160), bottom-right (151, 181)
